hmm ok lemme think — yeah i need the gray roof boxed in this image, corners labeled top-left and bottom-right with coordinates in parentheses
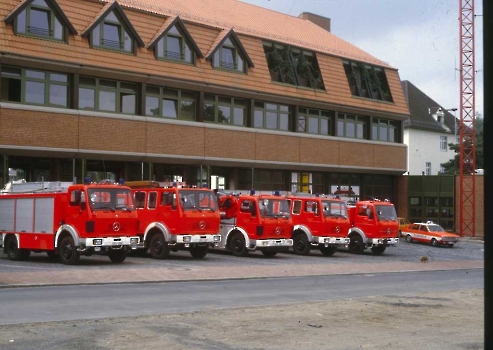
top-left (401, 80), bottom-right (457, 134)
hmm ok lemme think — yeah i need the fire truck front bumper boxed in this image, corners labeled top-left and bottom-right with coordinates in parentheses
top-left (253, 238), bottom-right (293, 248)
top-left (84, 236), bottom-right (140, 248)
top-left (369, 238), bottom-right (399, 247)
top-left (314, 237), bottom-right (350, 246)
top-left (172, 234), bottom-right (222, 245)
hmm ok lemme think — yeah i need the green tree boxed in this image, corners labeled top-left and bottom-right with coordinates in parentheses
top-left (441, 113), bottom-right (484, 174)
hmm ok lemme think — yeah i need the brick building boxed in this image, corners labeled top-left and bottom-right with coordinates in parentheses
top-left (0, 0), bottom-right (409, 201)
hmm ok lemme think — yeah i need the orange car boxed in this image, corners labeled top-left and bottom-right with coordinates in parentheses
top-left (401, 221), bottom-right (460, 247)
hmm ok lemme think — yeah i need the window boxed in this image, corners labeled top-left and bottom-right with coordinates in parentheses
top-left (79, 77), bottom-right (137, 114)
top-left (14, 0), bottom-right (64, 41)
top-left (203, 94), bottom-right (246, 126)
top-left (337, 114), bottom-right (367, 139)
top-left (440, 136), bottom-right (448, 151)
top-left (371, 118), bottom-right (400, 142)
top-left (145, 85), bottom-right (196, 120)
top-left (0, 66), bottom-right (68, 107)
top-left (156, 25), bottom-right (193, 63)
top-left (213, 38), bottom-right (245, 72)
top-left (91, 11), bottom-right (133, 53)
top-left (343, 60), bottom-right (392, 102)
top-left (263, 42), bottom-right (324, 89)
top-left (298, 108), bottom-right (333, 135)
top-left (148, 192), bottom-right (157, 209)
top-left (254, 101), bottom-right (290, 131)
top-left (425, 162), bottom-right (431, 175)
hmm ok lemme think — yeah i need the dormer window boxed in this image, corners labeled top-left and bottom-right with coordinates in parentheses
top-left (91, 11), bottom-right (133, 53)
top-left (213, 38), bottom-right (244, 72)
top-left (15, 0), bottom-right (64, 40)
top-left (156, 25), bottom-right (193, 63)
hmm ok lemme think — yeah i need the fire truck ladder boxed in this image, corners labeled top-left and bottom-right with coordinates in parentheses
top-left (458, 0), bottom-right (476, 237)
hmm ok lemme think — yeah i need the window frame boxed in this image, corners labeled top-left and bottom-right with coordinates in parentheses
top-left (156, 25), bottom-right (194, 64)
top-left (14, 0), bottom-right (65, 42)
top-left (425, 162), bottom-right (432, 175)
top-left (440, 136), bottom-right (448, 151)
top-left (145, 85), bottom-right (197, 121)
top-left (371, 117), bottom-right (399, 143)
top-left (337, 114), bottom-right (367, 139)
top-left (203, 94), bottom-right (246, 126)
top-left (91, 11), bottom-right (134, 54)
top-left (298, 108), bottom-right (333, 135)
top-left (343, 60), bottom-right (393, 102)
top-left (253, 101), bottom-right (291, 131)
top-left (0, 66), bottom-right (69, 108)
top-left (79, 77), bottom-right (137, 114)
top-left (212, 38), bottom-right (246, 73)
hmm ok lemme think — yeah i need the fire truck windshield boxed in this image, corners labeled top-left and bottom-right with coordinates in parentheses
top-left (321, 200), bottom-right (348, 218)
top-left (259, 198), bottom-right (290, 218)
top-left (87, 188), bottom-right (134, 211)
top-left (375, 205), bottom-right (397, 222)
top-left (179, 190), bottom-right (217, 211)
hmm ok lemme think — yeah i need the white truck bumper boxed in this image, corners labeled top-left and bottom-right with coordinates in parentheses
top-left (314, 236), bottom-right (349, 245)
top-left (369, 238), bottom-right (399, 246)
top-left (83, 236), bottom-right (140, 248)
top-left (172, 234), bottom-right (222, 244)
top-left (253, 238), bottom-right (293, 248)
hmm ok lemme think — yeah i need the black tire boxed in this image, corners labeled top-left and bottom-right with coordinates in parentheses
top-left (108, 248), bottom-right (127, 263)
top-left (431, 238), bottom-right (438, 247)
top-left (448, 244), bottom-right (454, 248)
top-left (190, 245), bottom-right (208, 259)
top-left (261, 250), bottom-right (278, 257)
top-left (292, 233), bottom-right (311, 255)
top-left (46, 251), bottom-right (58, 260)
top-left (5, 235), bottom-right (30, 261)
top-left (348, 234), bottom-right (365, 254)
top-left (59, 235), bottom-right (80, 265)
top-left (149, 233), bottom-right (170, 259)
top-left (406, 234), bottom-right (413, 243)
top-left (370, 245), bottom-right (387, 255)
top-left (229, 232), bottom-right (248, 257)
top-left (320, 245), bottom-right (338, 256)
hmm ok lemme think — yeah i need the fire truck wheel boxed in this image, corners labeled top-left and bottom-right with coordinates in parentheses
top-left (5, 236), bottom-right (31, 261)
top-left (319, 245), bottom-right (337, 256)
top-left (149, 233), bottom-right (170, 259)
top-left (229, 232), bottom-right (248, 257)
top-left (190, 245), bottom-right (208, 259)
top-left (59, 236), bottom-right (80, 265)
top-left (261, 250), bottom-right (277, 257)
top-left (370, 245), bottom-right (386, 255)
top-left (293, 233), bottom-right (310, 255)
top-left (108, 249), bottom-right (127, 263)
top-left (348, 234), bottom-right (365, 254)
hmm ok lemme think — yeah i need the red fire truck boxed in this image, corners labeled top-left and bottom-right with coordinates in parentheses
top-left (126, 181), bottom-right (221, 259)
top-left (287, 195), bottom-right (350, 256)
top-left (0, 181), bottom-right (139, 264)
top-left (216, 191), bottom-right (293, 257)
top-left (347, 199), bottom-right (399, 255)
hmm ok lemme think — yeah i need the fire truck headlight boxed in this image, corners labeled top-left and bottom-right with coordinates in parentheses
top-left (183, 236), bottom-right (192, 243)
top-left (93, 239), bottom-right (102, 245)
top-left (130, 238), bottom-right (138, 244)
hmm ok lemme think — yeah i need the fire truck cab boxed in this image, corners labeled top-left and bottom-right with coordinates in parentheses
top-left (216, 191), bottom-right (293, 257)
top-left (347, 199), bottom-right (399, 255)
top-left (287, 195), bottom-right (350, 256)
top-left (126, 181), bottom-right (221, 259)
top-left (0, 181), bottom-right (139, 264)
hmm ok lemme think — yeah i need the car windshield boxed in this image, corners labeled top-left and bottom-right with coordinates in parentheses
top-left (428, 224), bottom-right (445, 232)
top-left (259, 198), bottom-right (290, 218)
top-left (321, 200), bottom-right (348, 218)
top-left (179, 190), bottom-right (217, 211)
top-left (375, 205), bottom-right (397, 221)
top-left (88, 188), bottom-right (134, 211)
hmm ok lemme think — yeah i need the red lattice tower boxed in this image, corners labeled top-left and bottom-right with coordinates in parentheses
top-left (459, 0), bottom-right (476, 237)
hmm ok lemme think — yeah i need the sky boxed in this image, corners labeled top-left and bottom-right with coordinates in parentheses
top-left (239, 0), bottom-right (484, 116)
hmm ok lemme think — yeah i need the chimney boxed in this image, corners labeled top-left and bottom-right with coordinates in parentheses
top-left (298, 12), bottom-right (331, 32)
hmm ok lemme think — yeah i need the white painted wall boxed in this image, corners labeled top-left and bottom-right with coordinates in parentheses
top-left (404, 129), bottom-right (454, 175)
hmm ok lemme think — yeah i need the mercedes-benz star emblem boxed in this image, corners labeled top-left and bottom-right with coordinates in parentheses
top-left (113, 222), bottom-right (121, 232)
top-left (275, 227), bottom-right (281, 235)
top-left (335, 226), bottom-right (340, 233)
top-left (199, 221), bottom-right (206, 230)
top-left (387, 228), bottom-right (392, 234)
